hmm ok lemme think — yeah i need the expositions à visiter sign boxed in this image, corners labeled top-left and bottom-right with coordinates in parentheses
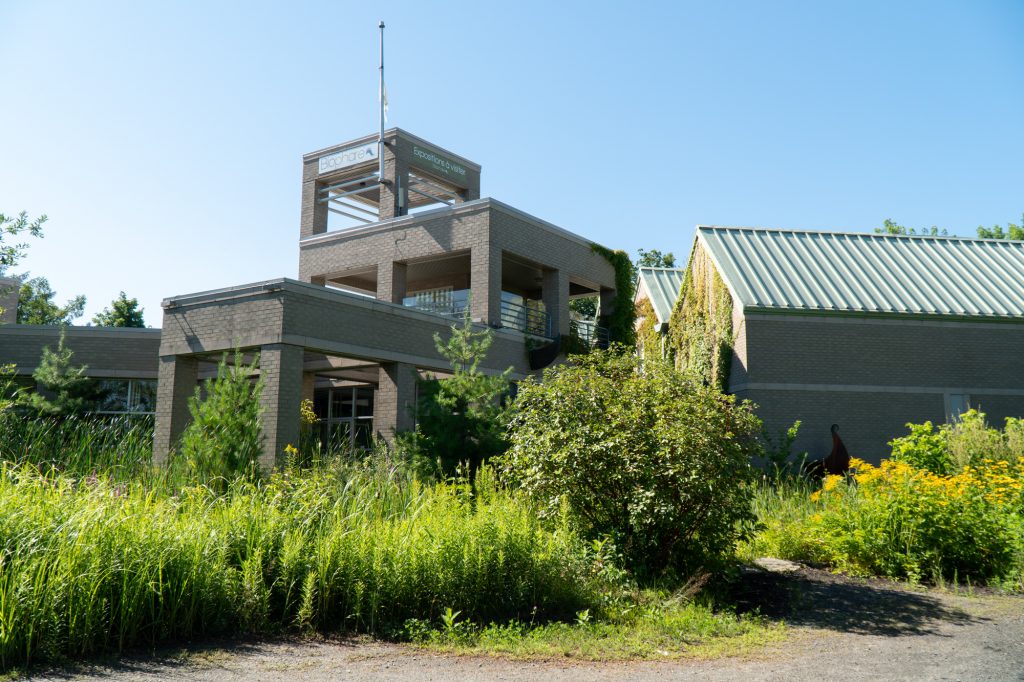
top-left (411, 145), bottom-right (468, 184)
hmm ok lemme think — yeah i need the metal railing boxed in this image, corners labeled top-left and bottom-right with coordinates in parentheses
top-left (571, 319), bottom-right (610, 348)
top-left (500, 299), bottom-right (553, 338)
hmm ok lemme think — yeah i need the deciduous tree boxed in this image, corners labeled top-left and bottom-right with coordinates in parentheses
top-left (92, 291), bottom-right (145, 327)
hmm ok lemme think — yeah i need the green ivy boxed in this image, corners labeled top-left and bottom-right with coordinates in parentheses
top-left (634, 296), bottom-right (662, 359)
top-left (591, 244), bottom-right (636, 347)
top-left (667, 245), bottom-right (733, 391)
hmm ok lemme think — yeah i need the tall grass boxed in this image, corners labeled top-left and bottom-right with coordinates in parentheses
top-left (0, 460), bottom-right (604, 670)
top-left (0, 414), bottom-right (153, 480)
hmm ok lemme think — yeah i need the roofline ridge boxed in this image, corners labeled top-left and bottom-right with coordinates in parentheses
top-left (696, 224), bottom-right (1024, 245)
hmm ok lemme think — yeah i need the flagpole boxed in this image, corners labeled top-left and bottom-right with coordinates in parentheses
top-left (378, 20), bottom-right (385, 183)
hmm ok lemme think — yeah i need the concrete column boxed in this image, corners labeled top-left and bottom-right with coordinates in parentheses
top-left (543, 269), bottom-right (571, 337)
top-left (152, 354), bottom-right (198, 465)
top-left (470, 244), bottom-right (502, 327)
top-left (376, 362), bottom-right (416, 440)
top-left (258, 343), bottom-right (304, 469)
top-left (377, 261), bottom-right (408, 304)
top-left (299, 161), bottom-right (328, 239)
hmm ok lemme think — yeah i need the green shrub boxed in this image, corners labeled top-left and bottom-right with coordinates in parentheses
top-left (499, 349), bottom-right (762, 576)
top-left (889, 420), bottom-right (952, 475)
top-left (409, 312), bottom-right (512, 479)
top-left (890, 410), bottom-right (1023, 475)
top-left (176, 350), bottom-right (263, 486)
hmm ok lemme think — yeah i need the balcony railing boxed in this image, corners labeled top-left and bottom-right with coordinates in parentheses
top-left (501, 299), bottom-right (553, 338)
top-left (571, 319), bottom-right (610, 349)
top-left (402, 289), bottom-right (469, 319)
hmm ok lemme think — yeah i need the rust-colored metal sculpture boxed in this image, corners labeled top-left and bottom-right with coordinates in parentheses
top-left (803, 424), bottom-right (851, 479)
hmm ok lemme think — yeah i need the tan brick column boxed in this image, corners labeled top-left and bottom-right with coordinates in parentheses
top-left (376, 362), bottom-right (416, 440)
top-left (543, 269), bottom-right (571, 337)
top-left (259, 344), bottom-right (304, 469)
top-left (470, 244), bottom-right (502, 327)
top-left (377, 261), bottom-right (408, 304)
top-left (300, 161), bottom-right (328, 239)
top-left (152, 354), bottom-right (199, 465)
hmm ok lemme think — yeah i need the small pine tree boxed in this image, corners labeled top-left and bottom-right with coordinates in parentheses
top-left (412, 311), bottom-right (513, 479)
top-left (19, 329), bottom-right (94, 416)
top-left (176, 350), bottom-right (264, 486)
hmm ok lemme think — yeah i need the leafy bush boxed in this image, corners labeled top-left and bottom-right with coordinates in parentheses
top-left (890, 409), bottom-right (1023, 475)
top-left (176, 350), bottom-right (263, 486)
top-left (499, 350), bottom-right (762, 576)
top-left (889, 420), bottom-right (953, 475)
top-left (0, 462), bottom-right (604, 670)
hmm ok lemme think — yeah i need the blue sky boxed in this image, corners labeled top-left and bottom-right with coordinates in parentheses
top-left (2, 0), bottom-right (1022, 325)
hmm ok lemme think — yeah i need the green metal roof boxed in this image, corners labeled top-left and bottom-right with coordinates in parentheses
top-left (697, 226), bottom-right (1024, 320)
top-left (637, 267), bottom-right (686, 328)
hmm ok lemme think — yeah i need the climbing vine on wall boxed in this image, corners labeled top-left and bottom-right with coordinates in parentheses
top-left (634, 296), bottom-right (662, 359)
top-left (591, 244), bottom-right (636, 348)
top-left (667, 245), bottom-right (733, 391)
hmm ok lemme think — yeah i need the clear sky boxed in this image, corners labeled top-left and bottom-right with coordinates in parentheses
top-left (2, 0), bottom-right (1022, 326)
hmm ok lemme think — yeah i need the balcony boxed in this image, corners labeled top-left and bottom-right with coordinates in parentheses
top-left (500, 298), bottom-right (553, 338)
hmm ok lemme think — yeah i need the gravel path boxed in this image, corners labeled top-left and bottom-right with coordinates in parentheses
top-left (26, 566), bottom-right (1024, 681)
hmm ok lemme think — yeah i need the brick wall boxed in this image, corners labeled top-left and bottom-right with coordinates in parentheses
top-left (732, 312), bottom-right (1024, 463)
top-left (0, 325), bottom-right (161, 378)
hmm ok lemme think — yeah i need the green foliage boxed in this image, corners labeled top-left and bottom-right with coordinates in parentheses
top-left (403, 586), bottom-right (782, 660)
top-left (761, 420), bottom-right (806, 476)
top-left (889, 409), bottom-right (1023, 475)
top-left (744, 456), bottom-right (1024, 584)
top-left (635, 248), bottom-right (676, 269)
top-left (0, 462), bottom-right (604, 670)
top-left (176, 351), bottom-right (264, 486)
top-left (91, 291), bottom-right (145, 327)
top-left (590, 244), bottom-right (635, 347)
top-left (18, 329), bottom-right (94, 417)
top-left (17, 276), bottom-right (86, 325)
top-left (500, 350), bottom-right (762, 576)
top-left (0, 211), bottom-right (46, 276)
top-left (977, 213), bottom-right (1024, 240)
top-left (0, 364), bottom-right (20, 413)
top-left (667, 246), bottom-right (733, 391)
top-left (889, 420), bottom-right (952, 475)
top-left (410, 312), bottom-right (512, 479)
top-left (0, 414), bottom-right (153, 480)
top-left (569, 296), bottom-right (598, 320)
top-left (874, 218), bottom-right (947, 236)
top-left (633, 296), bottom-right (662, 359)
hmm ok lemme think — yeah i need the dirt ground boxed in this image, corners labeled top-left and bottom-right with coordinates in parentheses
top-left (26, 565), bottom-right (1024, 682)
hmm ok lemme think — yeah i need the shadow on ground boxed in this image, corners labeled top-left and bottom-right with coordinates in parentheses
top-left (27, 637), bottom-right (325, 680)
top-left (729, 566), bottom-right (982, 637)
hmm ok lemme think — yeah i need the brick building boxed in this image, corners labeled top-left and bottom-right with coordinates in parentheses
top-left (0, 130), bottom-right (619, 468)
top-left (642, 226), bottom-right (1024, 463)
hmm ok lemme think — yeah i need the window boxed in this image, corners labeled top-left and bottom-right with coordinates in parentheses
top-left (314, 386), bottom-right (375, 451)
top-left (92, 379), bottom-right (158, 415)
top-left (946, 393), bottom-right (970, 422)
